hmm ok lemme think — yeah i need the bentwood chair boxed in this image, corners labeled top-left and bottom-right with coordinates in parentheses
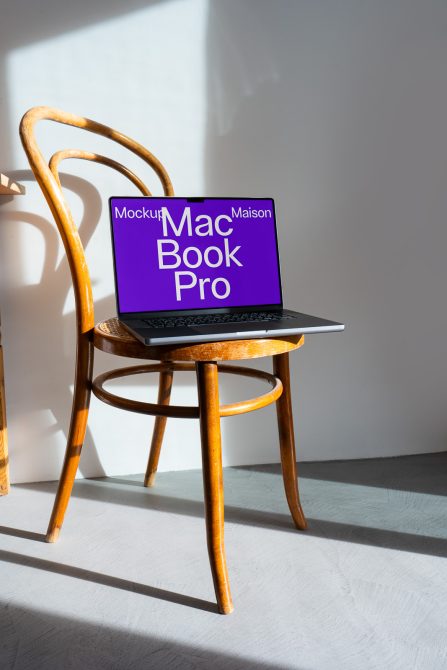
top-left (0, 318), bottom-right (8, 495)
top-left (20, 106), bottom-right (307, 614)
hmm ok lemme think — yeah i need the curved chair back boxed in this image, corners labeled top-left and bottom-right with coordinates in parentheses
top-left (20, 106), bottom-right (174, 335)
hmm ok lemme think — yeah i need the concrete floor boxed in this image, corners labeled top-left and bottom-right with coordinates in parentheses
top-left (1, 453), bottom-right (447, 669)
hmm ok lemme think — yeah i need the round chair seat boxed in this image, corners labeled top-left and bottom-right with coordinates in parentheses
top-left (94, 317), bottom-right (304, 361)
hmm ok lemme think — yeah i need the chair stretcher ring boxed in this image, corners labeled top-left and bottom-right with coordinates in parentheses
top-left (91, 362), bottom-right (283, 418)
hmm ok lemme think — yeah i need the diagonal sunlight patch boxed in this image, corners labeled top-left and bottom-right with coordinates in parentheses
top-left (11, 467), bottom-right (447, 558)
top-left (7, 0), bottom-right (208, 300)
top-left (32, 467), bottom-right (447, 544)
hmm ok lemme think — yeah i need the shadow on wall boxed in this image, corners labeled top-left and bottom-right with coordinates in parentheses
top-left (1, 0), bottom-right (214, 485)
top-left (205, 0), bottom-right (447, 461)
top-left (0, 170), bottom-right (109, 480)
top-left (0, 0), bottom-right (175, 485)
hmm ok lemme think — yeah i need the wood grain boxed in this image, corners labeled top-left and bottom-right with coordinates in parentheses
top-left (273, 353), bottom-right (307, 530)
top-left (91, 362), bottom-right (283, 419)
top-left (0, 345), bottom-right (9, 495)
top-left (20, 106), bottom-right (173, 340)
top-left (49, 150), bottom-right (152, 196)
top-left (0, 176), bottom-right (25, 494)
top-left (19, 106), bottom-right (173, 538)
top-left (144, 368), bottom-right (174, 487)
top-left (94, 317), bottom-right (304, 361)
top-left (19, 105), bottom-right (309, 614)
top-left (196, 361), bottom-right (233, 614)
top-left (46, 334), bottom-right (94, 543)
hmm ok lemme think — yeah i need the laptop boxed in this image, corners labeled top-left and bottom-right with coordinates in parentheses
top-left (109, 197), bottom-right (344, 345)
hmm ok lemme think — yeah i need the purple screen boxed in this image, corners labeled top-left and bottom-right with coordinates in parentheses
top-left (110, 197), bottom-right (282, 313)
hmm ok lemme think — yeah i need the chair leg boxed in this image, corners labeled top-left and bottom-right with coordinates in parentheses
top-left (144, 368), bottom-right (174, 487)
top-left (196, 361), bottom-right (233, 615)
top-left (273, 352), bottom-right (308, 530)
top-left (46, 335), bottom-right (94, 543)
top-left (0, 345), bottom-right (9, 496)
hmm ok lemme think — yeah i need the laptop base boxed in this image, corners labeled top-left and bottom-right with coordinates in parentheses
top-left (121, 309), bottom-right (344, 346)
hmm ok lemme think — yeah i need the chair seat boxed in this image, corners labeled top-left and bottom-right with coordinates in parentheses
top-left (94, 317), bottom-right (304, 362)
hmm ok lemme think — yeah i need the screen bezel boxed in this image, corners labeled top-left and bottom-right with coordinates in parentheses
top-left (109, 196), bottom-right (284, 318)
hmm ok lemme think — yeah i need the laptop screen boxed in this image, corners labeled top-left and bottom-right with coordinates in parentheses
top-left (109, 197), bottom-right (282, 314)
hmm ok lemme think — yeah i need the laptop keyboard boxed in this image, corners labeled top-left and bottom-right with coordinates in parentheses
top-left (143, 311), bottom-right (294, 329)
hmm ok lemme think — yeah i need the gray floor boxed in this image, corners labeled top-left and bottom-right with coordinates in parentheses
top-left (1, 453), bottom-right (447, 670)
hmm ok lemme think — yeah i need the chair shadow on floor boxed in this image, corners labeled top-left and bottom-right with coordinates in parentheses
top-left (0, 547), bottom-right (217, 613)
top-left (0, 601), bottom-right (293, 670)
top-left (5, 453), bottom-right (447, 561)
top-left (1, 453), bottom-right (447, 614)
top-left (242, 453), bottom-right (447, 497)
top-left (0, 525), bottom-right (46, 542)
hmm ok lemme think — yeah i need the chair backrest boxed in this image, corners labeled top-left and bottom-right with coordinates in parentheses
top-left (20, 106), bottom-right (174, 335)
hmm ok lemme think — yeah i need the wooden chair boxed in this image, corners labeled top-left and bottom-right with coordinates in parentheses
top-left (1, 175), bottom-right (25, 496)
top-left (20, 106), bottom-right (307, 614)
top-left (0, 318), bottom-right (8, 495)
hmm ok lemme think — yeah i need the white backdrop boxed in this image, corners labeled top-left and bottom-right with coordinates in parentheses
top-left (1, 0), bottom-right (447, 484)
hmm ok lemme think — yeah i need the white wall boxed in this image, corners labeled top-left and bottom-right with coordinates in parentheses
top-left (1, 0), bottom-right (447, 485)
